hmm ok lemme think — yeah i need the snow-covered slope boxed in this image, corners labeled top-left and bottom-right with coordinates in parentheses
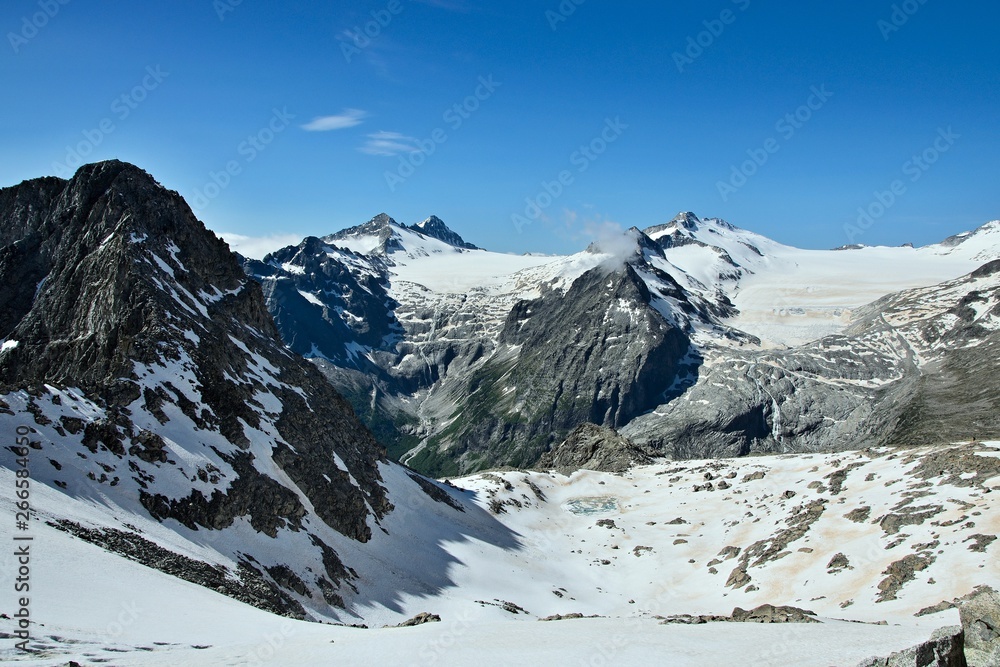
top-left (3, 441), bottom-right (996, 665)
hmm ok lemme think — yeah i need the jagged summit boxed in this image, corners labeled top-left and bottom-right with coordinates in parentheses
top-left (413, 215), bottom-right (479, 250)
top-left (323, 213), bottom-right (479, 256)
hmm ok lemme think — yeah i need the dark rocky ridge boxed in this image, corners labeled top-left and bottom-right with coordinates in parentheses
top-left (244, 237), bottom-right (402, 371)
top-left (422, 262), bottom-right (691, 471)
top-left (0, 160), bottom-right (394, 614)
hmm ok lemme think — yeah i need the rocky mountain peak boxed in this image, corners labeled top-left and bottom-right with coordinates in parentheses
top-left (412, 215), bottom-right (479, 250)
top-left (672, 211), bottom-right (702, 230)
top-left (0, 160), bottom-right (404, 617)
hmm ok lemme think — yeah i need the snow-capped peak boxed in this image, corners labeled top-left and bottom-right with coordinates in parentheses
top-left (324, 214), bottom-right (479, 257)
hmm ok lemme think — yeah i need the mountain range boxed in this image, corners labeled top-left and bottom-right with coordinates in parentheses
top-left (244, 205), bottom-right (1000, 475)
top-left (0, 161), bottom-right (998, 665)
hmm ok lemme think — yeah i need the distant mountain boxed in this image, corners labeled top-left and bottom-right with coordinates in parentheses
top-left (412, 215), bottom-right (479, 250)
top-left (323, 212), bottom-right (479, 258)
top-left (250, 209), bottom-right (1000, 475)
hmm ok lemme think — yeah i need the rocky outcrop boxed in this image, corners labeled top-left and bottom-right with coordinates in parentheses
top-left (536, 423), bottom-right (656, 474)
top-left (413, 215), bottom-right (479, 250)
top-left (856, 626), bottom-right (966, 667)
top-left (659, 604), bottom-right (819, 625)
top-left (395, 612), bottom-right (442, 627)
top-left (959, 587), bottom-right (1000, 666)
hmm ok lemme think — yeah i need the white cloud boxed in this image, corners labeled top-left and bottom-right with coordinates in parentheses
top-left (358, 131), bottom-right (424, 156)
top-left (218, 232), bottom-right (303, 260)
top-left (301, 109), bottom-right (367, 132)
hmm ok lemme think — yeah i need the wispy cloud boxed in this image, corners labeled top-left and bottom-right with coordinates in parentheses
top-left (301, 109), bottom-right (367, 132)
top-left (218, 232), bottom-right (303, 259)
top-left (359, 131), bottom-right (424, 156)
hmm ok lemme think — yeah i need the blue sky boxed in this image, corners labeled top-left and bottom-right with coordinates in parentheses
top-left (2, 0), bottom-right (998, 256)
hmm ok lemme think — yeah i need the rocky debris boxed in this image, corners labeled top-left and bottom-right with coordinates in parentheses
top-left (694, 482), bottom-right (715, 492)
top-left (476, 599), bottom-right (529, 615)
top-left (667, 517), bottom-right (688, 525)
top-left (879, 505), bottom-right (945, 536)
top-left (877, 554), bottom-right (935, 603)
top-left (731, 604), bottom-right (819, 624)
top-left (959, 586), bottom-right (1000, 666)
top-left (963, 534), bottom-right (996, 553)
top-left (725, 566), bottom-right (751, 588)
top-left (738, 499), bottom-right (827, 572)
top-left (660, 604), bottom-right (819, 625)
top-left (633, 545), bottom-right (654, 556)
top-left (718, 545), bottom-right (741, 560)
top-left (847, 506), bottom-right (873, 523)
top-left (742, 470), bottom-right (767, 483)
top-left (395, 612), bottom-right (441, 627)
top-left (539, 613), bottom-right (600, 622)
top-left (855, 625), bottom-right (966, 667)
top-left (596, 519), bottom-right (618, 529)
top-left (825, 462), bottom-right (866, 495)
top-left (536, 423), bottom-right (656, 475)
top-left (827, 553), bottom-right (852, 573)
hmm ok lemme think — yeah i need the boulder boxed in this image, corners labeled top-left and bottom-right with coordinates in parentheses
top-left (856, 625), bottom-right (966, 667)
top-left (960, 587), bottom-right (1000, 666)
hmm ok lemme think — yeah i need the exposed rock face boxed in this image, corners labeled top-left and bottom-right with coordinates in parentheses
top-left (959, 587), bottom-right (1000, 666)
top-left (0, 161), bottom-right (392, 615)
top-left (430, 263), bottom-right (691, 470)
top-left (243, 237), bottom-right (401, 370)
top-left (413, 215), bottom-right (479, 250)
top-left (395, 612), bottom-right (442, 627)
top-left (856, 626), bottom-right (967, 667)
top-left (536, 423), bottom-right (656, 474)
top-left (659, 604), bottom-right (819, 625)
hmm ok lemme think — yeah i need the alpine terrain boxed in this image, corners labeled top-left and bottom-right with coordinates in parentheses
top-left (0, 162), bottom-right (998, 667)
